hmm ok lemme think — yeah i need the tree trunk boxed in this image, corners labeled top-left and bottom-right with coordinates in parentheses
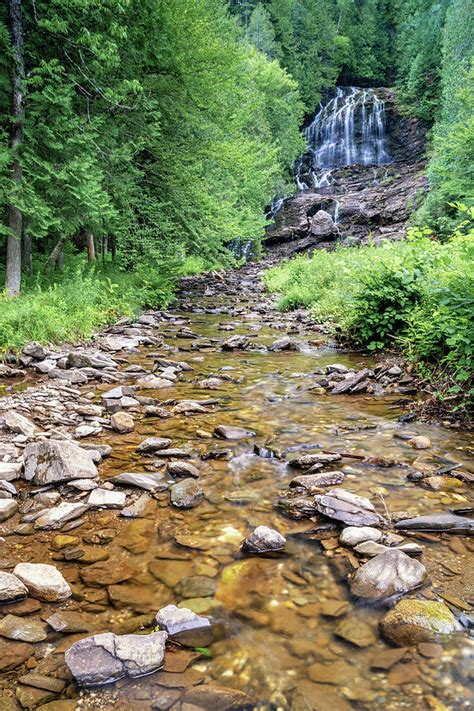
top-left (103, 234), bottom-right (108, 262)
top-left (45, 237), bottom-right (66, 270)
top-left (22, 226), bottom-right (32, 275)
top-left (86, 231), bottom-right (96, 261)
top-left (110, 235), bottom-right (116, 260)
top-left (6, 0), bottom-right (25, 297)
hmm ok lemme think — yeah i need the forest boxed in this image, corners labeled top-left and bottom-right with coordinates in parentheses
top-left (0, 1), bottom-right (473, 359)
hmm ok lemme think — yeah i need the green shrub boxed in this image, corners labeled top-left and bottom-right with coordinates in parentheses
top-left (264, 222), bottom-right (474, 414)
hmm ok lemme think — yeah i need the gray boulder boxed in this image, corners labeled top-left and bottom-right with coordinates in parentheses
top-left (315, 488), bottom-right (383, 527)
top-left (0, 572), bottom-right (28, 602)
top-left (242, 526), bottom-right (286, 554)
top-left (13, 562), bottom-right (71, 602)
top-left (65, 630), bottom-right (167, 686)
top-left (23, 440), bottom-right (98, 485)
top-left (350, 549), bottom-right (426, 600)
top-left (155, 604), bottom-right (212, 647)
top-left (310, 210), bottom-right (335, 237)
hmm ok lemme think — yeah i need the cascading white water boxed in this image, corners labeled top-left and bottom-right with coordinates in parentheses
top-left (298, 87), bottom-right (390, 190)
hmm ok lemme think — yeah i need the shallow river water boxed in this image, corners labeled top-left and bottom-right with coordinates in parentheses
top-left (0, 263), bottom-right (473, 711)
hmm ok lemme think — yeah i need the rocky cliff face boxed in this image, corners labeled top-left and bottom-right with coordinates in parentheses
top-left (265, 89), bottom-right (428, 256)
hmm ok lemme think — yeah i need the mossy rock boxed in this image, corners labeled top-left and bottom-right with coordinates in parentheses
top-left (380, 599), bottom-right (462, 646)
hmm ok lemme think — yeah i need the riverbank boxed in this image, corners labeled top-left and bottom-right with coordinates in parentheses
top-left (0, 259), bottom-right (472, 709)
top-left (264, 232), bottom-right (474, 424)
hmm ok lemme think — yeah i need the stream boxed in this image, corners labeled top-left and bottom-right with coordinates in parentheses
top-left (0, 261), bottom-right (472, 710)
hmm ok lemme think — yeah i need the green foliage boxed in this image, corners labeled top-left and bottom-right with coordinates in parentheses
top-left (247, 3), bottom-right (279, 58)
top-left (265, 224), bottom-right (474, 412)
top-left (0, 256), bottom-right (176, 354)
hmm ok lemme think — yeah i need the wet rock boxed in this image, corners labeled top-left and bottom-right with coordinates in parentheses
top-left (110, 471), bottom-right (167, 492)
top-left (268, 336), bottom-right (301, 352)
top-left (0, 499), bottom-right (18, 522)
top-left (153, 448), bottom-right (192, 458)
top-left (339, 526), bottom-right (383, 547)
top-left (307, 660), bottom-right (353, 685)
top-left (34, 502), bottom-right (89, 530)
top-left (176, 576), bottom-right (217, 599)
top-left (289, 452), bottom-right (341, 469)
top-left (23, 440), bottom-right (97, 485)
top-left (291, 680), bottom-right (353, 711)
top-left (110, 411), bottom-right (135, 433)
top-left (355, 540), bottom-right (423, 557)
top-left (326, 364), bottom-right (349, 375)
top-left (198, 377), bottom-right (224, 389)
top-left (182, 685), bottom-right (252, 709)
top-left (65, 630), bottom-right (167, 686)
top-left (242, 526), bottom-right (286, 554)
top-left (155, 605), bottom-right (212, 647)
top-left (315, 489), bottom-right (383, 527)
top-left (350, 549), bottom-right (426, 600)
top-left (136, 375), bottom-right (174, 389)
top-left (369, 647), bottom-right (409, 670)
top-left (170, 478), bottom-right (204, 509)
top-left (0, 572), bottom-right (28, 602)
top-left (80, 559), bottom-right (138, 587)
top-left (136, 437), bottom-right (172, 454)
top-left (331, 368), bottom-right (371, 395)
top-left (17, 672), bottom-right (65, 693)
top-left (118, 519), bottom-right (155, 554)
top-left (290, 471), bottom-right (345, 489)
top-left (214, 424), bottom-right (255, 440)
top-left (408, 436), bottom-right (431, 449)
top-left (167, 461), bottom-right (200, 479)
top-left (310, 210), bottom-right (335, 237)
top-left (395, 512), bottom-right (474, 534)
top-left (380, 599), bottom-right (462, 646)
top-left (0, 614), bottom-right (48, 643)
top-left (3, 411), bottom-right (38, 438)
top-left (334, 617), bottom-right (377, 648)
top-left (87, 489), bottom-right (126, 509)
top-left (221, 335), bottom-right (249, 350)
top-left (13, 563), bottom-right (71, 602)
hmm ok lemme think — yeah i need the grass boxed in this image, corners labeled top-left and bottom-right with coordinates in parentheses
top-left (264, 221), bottom-right (474, 417)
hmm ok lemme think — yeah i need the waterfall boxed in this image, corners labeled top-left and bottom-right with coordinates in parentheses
top-left (297, 87), bottom-right (390, 190)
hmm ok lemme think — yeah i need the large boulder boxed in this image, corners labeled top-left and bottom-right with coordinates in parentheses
top-left (13, 563), bottom-right (71, 602)
top-left (310, 210), bottom-right (336, 238)
top-left (380, 599), bottom-right (462, 646)
top-left (3, 411), bottom-right (38, 438)
top-left (350, 549), bottom-right (426, 600)
top-left (65, 631), bottom-right (167, 686)
top-left (23, 440), bottom-right (98, 485)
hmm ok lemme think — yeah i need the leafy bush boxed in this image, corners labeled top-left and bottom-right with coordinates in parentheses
top-left (265, 222), bottom-right (474, 414)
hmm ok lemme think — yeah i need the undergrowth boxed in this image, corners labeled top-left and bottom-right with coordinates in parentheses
top-left (265, 211), bottom-right (474, 418)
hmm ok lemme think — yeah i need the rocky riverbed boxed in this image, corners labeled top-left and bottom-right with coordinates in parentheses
top-left (0, 262), bottom-right (472, 710)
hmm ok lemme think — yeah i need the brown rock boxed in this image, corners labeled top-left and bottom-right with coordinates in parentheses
top-left (369, 647), bottom-right (409, 670)
top-left (110, 411), bottom-right (135, 433)
top-left (0, 640), bottom-right (33, 671)
top-left (182, 685), bottom-right (252, 709)
top-left (334, 617), bottom-right (376, 648)
top-left (80, 559), bottom-right (138, 587)
top-left (307, 661), bottom-right (353, 685)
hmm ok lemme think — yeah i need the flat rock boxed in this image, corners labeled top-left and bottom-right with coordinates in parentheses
top-left (23, 440), bottom-right (97, 485)
top-left (380, 599), bottom-right (462, 646)
top-left (167, 461), bottom-right (200, 479)
top-left (289, 453), bottom-right (341, 469)
top-left (80, 558), bottom-right (138, 587)
top-left (170, 478), bottom-right (204, 509)
top-left (46, 610), bottom-right (98, 633)
top-left (0, 614), bottom-right (48, 643)
top-left (136, 437), bottom-right (172, 454)
top-left (0, 639), bottom-right (34, 671)
top-left (155, 604), bottom-right (212, 647)
top-left (0, 462), bottom-right (22, 481)
top-left (182, 685), bottom-right (251, 709)
top-left (334, 617), bottom-right (376, 648)
top-left (110, 471), bottom-right (167, 492)
top-left (242, 526), bottom-right (286, 554)
top-left (34, 502), bottom-right (89, 530)
top-left (3, 411), bottom-right (38, 438)
top-left (0, 499), bottom-right (18, 522)
top-left (268, 336), bottom-right (300, 352)
top-left (88, 489), bottom-right (126, 509)
top-left (339, 526), bottom-right (383, 547)
top-left (395, 512), bottom-right (474, 534)
top-left (350, 549), bottom-right (426, 600)
top-left (315, 489), bottom-right (383, 527)
top-left (214, 425), bottom-right (255, 440)
top-left (290, 471), bottom-right (345, 489)
top-left (13, 563), bottom-right (71, 602)
top-left (65, 630), bottom-right (167, 686)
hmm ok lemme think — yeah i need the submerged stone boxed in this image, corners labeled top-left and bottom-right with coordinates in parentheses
top-left (155, 604), bottom-right (212, 647)
top-left (380, 599), bottom-right (462, 646)
top-left (241, 526), bottom-right (286, 554)
top-left (170, 478), bottom-right (204, 508)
